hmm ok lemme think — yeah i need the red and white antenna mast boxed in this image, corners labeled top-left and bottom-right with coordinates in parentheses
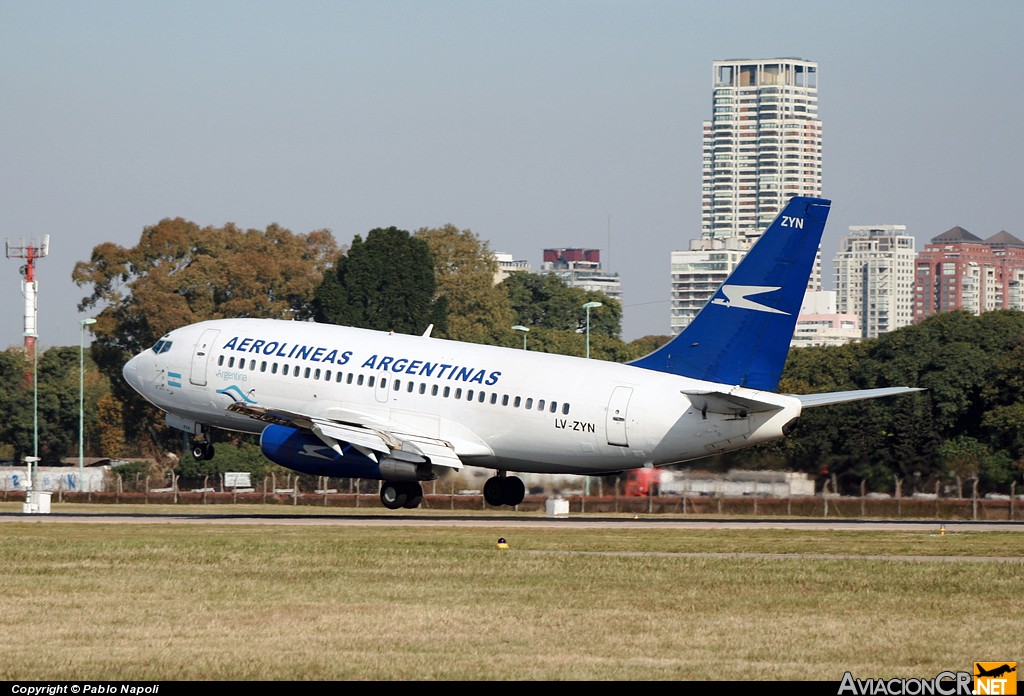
top-left (6, 235), bottom-right (49, 383)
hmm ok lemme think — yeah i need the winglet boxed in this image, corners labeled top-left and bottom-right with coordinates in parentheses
top-left (629, 196), bottom-right (830, 391)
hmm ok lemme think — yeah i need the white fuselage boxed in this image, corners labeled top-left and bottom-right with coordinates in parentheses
top-left (123, 318), bottom-right (803, 476)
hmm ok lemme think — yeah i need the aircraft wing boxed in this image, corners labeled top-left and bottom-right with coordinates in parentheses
top-left (226, 402), bottom-right (464, 470)
top-left (793, 387), bottom-right (925, 409)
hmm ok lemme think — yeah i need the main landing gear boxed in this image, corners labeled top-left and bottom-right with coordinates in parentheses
top-left (380, 481), bottom-right (424, 510)
top-left (483, 473), bottom-right (525, 507)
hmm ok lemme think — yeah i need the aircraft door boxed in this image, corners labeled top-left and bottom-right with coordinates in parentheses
top-left (189, 329), bottom-right (220, 386)
top-left (606, 386), bottom-right (633, 447)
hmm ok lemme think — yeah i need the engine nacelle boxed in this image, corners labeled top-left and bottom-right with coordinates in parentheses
top-left (378, 458), bottom-right (437, 483)
top-left (260, 424), bottom-right (381, 479)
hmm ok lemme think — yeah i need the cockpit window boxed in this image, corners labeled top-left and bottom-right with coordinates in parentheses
top-left (151, 339), bottom-right (173, 354)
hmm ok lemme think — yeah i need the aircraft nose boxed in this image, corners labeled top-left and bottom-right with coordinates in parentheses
top-left (122, 353), bottom-right (142, 393)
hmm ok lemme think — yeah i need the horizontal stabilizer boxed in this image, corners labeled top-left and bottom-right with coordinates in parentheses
top-left (683, 390), bottom-right (785, 417)
top-left (794, 387), bottom-right (925, 408)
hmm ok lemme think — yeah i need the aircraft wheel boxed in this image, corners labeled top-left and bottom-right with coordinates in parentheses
top-left (380, 482), bottom-right (408, 510)
top-left (483, 476), bottom-right (505, 506)
top-left (504, 476), bottom-right (525, 506)
top-left (402, 482), bottom-right (423, 509)
top-left (192, 442), bottom-right (213, 460)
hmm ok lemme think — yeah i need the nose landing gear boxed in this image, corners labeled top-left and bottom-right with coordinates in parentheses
top-left (191, 439), bottom-right (215, 461)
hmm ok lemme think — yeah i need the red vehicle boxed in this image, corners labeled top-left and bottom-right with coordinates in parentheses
top-left (624, 469), bottom-right (661, 497)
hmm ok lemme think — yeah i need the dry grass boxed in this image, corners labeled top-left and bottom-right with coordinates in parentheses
top-left (0, 515), bottom-right (1020, 681)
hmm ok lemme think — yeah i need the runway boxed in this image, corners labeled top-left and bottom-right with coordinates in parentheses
top-left (2, 510), bottom-right (1022, 532)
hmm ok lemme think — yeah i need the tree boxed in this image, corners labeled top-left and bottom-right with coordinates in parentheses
top-left (96, 392), bottom-right (126, 459)
top-left (313, 227), bottom-right (446, 335)
top-left (73, 219), bottom-right (339, 454)
top-left (0, 350), bottom-right (33, 461)
top-left (501, 272), bottom-right (621, 339)
top-left (414, 224), bottom-right (515, 344)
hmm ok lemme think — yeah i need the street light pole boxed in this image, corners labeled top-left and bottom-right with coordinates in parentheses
top-left (79, 318), bottom-right (96, 492)
top-left (511, 325), bottom-right (529, 350)
top-left (582, 301), bottom-right (602, 359)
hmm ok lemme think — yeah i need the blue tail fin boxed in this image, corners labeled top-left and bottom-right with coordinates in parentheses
top-left (629, 196), bottom-right (831, 391)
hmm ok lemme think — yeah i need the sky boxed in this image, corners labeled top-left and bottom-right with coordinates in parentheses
top-left (1, 0), bottom-right (1021, 351)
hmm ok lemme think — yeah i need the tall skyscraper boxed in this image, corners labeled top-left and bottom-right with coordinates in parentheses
top-left (671, 58), bottom-right (822, 334)
top-left (702, 58), bottom-right (822, 240)
top-left (834, 226), bottom-right (917, 339)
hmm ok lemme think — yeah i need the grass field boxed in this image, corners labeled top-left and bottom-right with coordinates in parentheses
top-left (0, 503), bottom-right (1020, 681)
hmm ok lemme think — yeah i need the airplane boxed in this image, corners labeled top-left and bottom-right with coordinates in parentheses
top-left (121, 196), bottom-right (922, 510)
top-left (975, 664), bottom-right (1016, 679)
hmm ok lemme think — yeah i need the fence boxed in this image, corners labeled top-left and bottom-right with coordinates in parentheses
top-left (2, 474), bottom-right (1020, 520)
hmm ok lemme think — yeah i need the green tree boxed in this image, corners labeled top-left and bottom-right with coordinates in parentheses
top-left (414, 224), bottom-right (514, 344)
top-left (0, 350), bottom-right (33, 461)
top-left (502, 272), bottom-right (621, 339)
top-left (313, 227), bottom-right (446, 335)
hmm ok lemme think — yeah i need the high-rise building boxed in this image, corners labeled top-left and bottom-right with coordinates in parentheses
top-left (914, 227), bottom-right (1024, 321)
top-left (834, 226), bottom-right (917, 339)
top-left (701, 58), bottom-right (822, 240)
top-left (671, 58), bottom-right (822, 334)
top-left (540, 248), bottom-right (622, 303)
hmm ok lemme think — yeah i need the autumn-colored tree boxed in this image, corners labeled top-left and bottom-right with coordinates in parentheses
top-left (414, 224), bottom-right (514, 344)
top-left (73, 218), bottom-right (339, 453)
top-left (96, 391), bottom-right (126, 459)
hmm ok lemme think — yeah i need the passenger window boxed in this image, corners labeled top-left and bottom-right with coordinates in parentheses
top-left (478, 392), bottom-right (485, 403)
top-left (324, 370), bottom-right (331, 381)
top-left (249, 360), bottom-right (256, 371)
top-left (525, 398), bottom-right (533, 409)
top-left (357, 375), bottom-right (364, 386)
top-left (431, 385), bottom-right (439, 396)
top-left (260, 361), bottom-right (267, 372)
top-left (443, 387), bottom-right (451, 398)
top-left (419, 383), bottom-right (426, 394)
top-left (490, 393), bottom-right (497, 405)
top-left (228, 357), bottom-right (235, 368)
top-left (314, 368), bottom-right (321, 380)
top-left (369, 376), bottom-right (375, 387)
top-left (538, 399), bottom-right (545, 411)
top-left (502, 395), bottom-right (509, 406)
top-left (272, 363), bottom-right (278, 374)
top-left (217, 355), bottom-right (224, 366)
top-left (549, 402), bottom-right (557, 413)
top-left (514, 396), bottom-right (521, 408)
top-left (562, 403), bottom-right (570, 415)
top-left (393, 380), bottom-right (401, 391)
top-left (455, 388), bottom-right (462, 399)
top-left (304, 367), bottom-right (311, 379)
